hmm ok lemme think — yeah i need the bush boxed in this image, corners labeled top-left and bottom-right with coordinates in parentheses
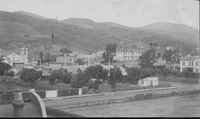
top-left (4, 71), bottom-right (15, 77)
top-left (48, 69), bottom-right (72, 85)
top-left (70, 70), bottom-right (89, 88)
top-left (134, 94), bottom-right (145, 100)
top-left (0, 92), bottom-right (14, 104)
top-left (36, 91), bottom-right (46, 98)
top-left (0, 62), bottom-right (12, 76)
top-left (20, 68), bottom-right (42, 85)
top-left (58, 90), bottom-right (71, 97)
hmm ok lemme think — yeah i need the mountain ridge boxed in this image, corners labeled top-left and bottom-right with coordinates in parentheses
top-left (0, 11), bottom-right (199, 55)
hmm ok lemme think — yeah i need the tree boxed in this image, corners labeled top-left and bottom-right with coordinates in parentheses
top-left (62, 69), bottom-right (72, 84)
top-left (139, 68), bottom-right (156, 79)
top-left (84, 65), bottom-right (107, 90)
top-left (0, 62), bottom-right (12, 76)
top-left (20, 68), bottom-right (42, 87)
top-left (102, 43), bottom-right (117, 64)
top-left (60, 48), bottom-right (72, 54)
top-left (49, 69), bottom-right (72, 85)
top-left (139, 48), bottom-right (157, 69)
top-left (84, 65), bottom-right (107, 80)
top-left (126, 67), bottom-right (141, 84)
top-left (4, 71), bottom-right (15, 77)
top-left (163, 48), bottom-right (180, 64)
top-left (49, 70), bottom-right (61, 85)
top-left (75, 58), bottom-right (86, 65)
top-left (107, 66), bottom-right (123, 91)
top-left (70, 69), bottom-right (89, 88)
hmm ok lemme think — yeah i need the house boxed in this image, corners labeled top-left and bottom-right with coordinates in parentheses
top-left (114, 47), bottom-right (142, 62)
top-left (180, 55), bottom-right (200, 73)
top-left (5, 48), bottom-right (28, 66)
top-left (56, 53), bottom-right (77, 65)
top-left (76, 51), bottom-right (104, 66)
top-left (138, 77), bottom-right (159, 87)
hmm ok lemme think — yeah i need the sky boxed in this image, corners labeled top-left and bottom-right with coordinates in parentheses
top-left (0, 0), bottom-right (199, 29)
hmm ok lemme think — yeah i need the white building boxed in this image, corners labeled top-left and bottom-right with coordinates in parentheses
top-left (138, 77), bottom-right (159, 87)
top-left (180, 55), bottom-right (200, 73)
top-left (56, 53), bottom-right (77, 65)
top-left (76, 51), bottom-right (104, 66)
top-left (114, 47), bottom-right (142, 62)
top-left (5, 48), bottom-right (28, 66)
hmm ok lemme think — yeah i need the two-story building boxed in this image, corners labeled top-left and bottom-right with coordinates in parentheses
top-left (114, 47), bottom-right (142, 62)
top-left (56, 53), bottom-right (77, 65)
top-left (180, 55), bottom-right (200, 73)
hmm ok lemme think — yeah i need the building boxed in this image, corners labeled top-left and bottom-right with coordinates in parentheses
top-left (56, 53), bottom-right (77, 65)
top-left (114, 47), bottom-right (142, 62)
top-left (76, 51), bottom-right (104, 66)
top-left (138, 77), bottom-right (159, 87)
top-left (5, 48), bottom-right (28, 66)
top-left (154, 57), bottom-right (166, 66)
top-left (180, 55), bottom-right (200, 73)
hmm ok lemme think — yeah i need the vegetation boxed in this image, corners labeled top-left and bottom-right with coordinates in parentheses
top-left (0, 62), bottom-right (12, 76)
top-left (126, 67), bottom-right (156, 84)
top-left (75, 58), bottom-right (86, 65)
top-left (20, 68), bottom-right (42, 87)
top-left (4, 71), bottom-right (15, 77)
top-left (60, 48), bottom-right (72, 54)
top-left (48, 69), bottom-right (72, 85)
top-left (139, 48), bottom-right (157, 69)
top-left (102, 43), bottom-right (117, 64)
top-left (107, 66), bottom-right (124, 90)
top-left (84, 65), bottom-right (107, 80)
top-left (163, 48), bottom-right (181, 64)
top-left (70, 69), bottom-right (89, 88)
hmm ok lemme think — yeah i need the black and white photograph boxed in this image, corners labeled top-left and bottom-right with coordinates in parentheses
top-left (0, 0), bottom-right (199, 117)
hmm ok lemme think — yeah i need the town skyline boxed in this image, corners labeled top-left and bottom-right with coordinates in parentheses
top-left (0, 0), bottom-right (199, 29)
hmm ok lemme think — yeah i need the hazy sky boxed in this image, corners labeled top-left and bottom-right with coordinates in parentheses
top-left (0, 0), bottom-right (199, 29)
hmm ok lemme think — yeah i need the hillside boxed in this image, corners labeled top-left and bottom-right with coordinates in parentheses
top-left (0, 11), bottom-right (199, 56)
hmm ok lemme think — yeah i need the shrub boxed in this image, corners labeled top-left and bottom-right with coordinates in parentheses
top-left (4, 71), bottom-right (15, 77)
top-left (48, 69), bottom-right (72, 85)
top-left (0, 62), bottom-right (12, 76)
top-left (20, 68), bottom-right (42, 86)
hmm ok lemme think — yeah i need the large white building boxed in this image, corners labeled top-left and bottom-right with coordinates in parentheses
top-left (180, 55), bottom-right (200, 73)
top-left (56, 53), bottom-right (77, 65)
top-left (114, 47), bottom-right (142, 62)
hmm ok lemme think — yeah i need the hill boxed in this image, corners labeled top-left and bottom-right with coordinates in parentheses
top-left (0, 11), bottom-right (199, 56)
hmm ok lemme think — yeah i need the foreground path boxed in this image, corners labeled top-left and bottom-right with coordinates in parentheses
top-left (44, 87), bottom-right (177, 114)
top-left (64, 93), bottom-right (200, 117)
top-left (44, 81), bottom-right (200, 117)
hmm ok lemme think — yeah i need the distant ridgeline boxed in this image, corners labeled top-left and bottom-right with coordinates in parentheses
top-left (0, 10), bottom-right (199, 55)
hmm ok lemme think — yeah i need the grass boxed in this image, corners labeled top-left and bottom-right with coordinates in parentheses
top-left (98, 81), bottom-right (171, 93)
top-left (0, 75), bottom-right (172, 94)
top-left (158, 74), bottom-right (199, 84)
top-left (34, 80), bottom-right (71, 91)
